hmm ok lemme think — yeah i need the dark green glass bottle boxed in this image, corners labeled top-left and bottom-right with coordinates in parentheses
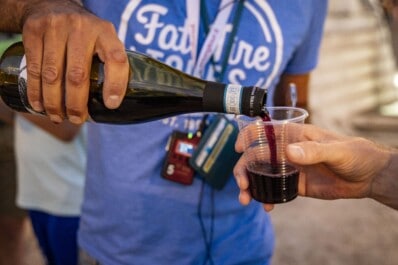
top-left (0, 42), bottom-right (267, 124)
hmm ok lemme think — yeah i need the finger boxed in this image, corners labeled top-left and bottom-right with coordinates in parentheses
top-left (239, 190), bottom-right (252, 205)
top-left (95, 22), bottom-right (129, 109)
top-left (22, 24), bottom-right (44, 113)
top-left (297, 172), bottom-right (307, 197)
top-left (65, 30), bottom-right (94, 124)
top-left (234, 154), bottom-right (253, 205)
top-left (263, 204), bottom-right (274, 212)
top-left (235, 130), bottom-right (245, 153)
top-left (286, 141), bottom-right (345, 166)
top-left (233, 154), bottom-right (250, 190)
top-left (41, 23), bottom-right (68, 123)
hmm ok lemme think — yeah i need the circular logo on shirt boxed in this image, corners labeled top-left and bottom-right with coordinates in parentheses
top-left (117, 0), bottom-right (283, 89)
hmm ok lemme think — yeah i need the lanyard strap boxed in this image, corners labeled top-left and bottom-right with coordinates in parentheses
top-left (187, 0), bottom-right (236, 78)
top-left (186, 1), bottom-right (200, 63)
top-left (200, 0), bottom-right (217, 77)
top-left (216, 0), bottom-right (244, 81)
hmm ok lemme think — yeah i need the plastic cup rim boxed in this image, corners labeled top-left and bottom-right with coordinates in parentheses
top-left (237, 106), bottom-right (309, 125)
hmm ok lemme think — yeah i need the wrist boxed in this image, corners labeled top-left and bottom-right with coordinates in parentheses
top-left (370, 150), bottom-right (398, 210)
top-left (21, 0), bottom-right (86, 28)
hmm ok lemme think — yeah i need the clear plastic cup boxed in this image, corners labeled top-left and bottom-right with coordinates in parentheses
top-left (236, 107), bottom-right (308, 203)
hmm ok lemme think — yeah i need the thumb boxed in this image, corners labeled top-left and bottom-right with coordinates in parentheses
top-left (286, 141), bottom-right (334, 165)
top-left (235, 130), bottom-right (245, 153)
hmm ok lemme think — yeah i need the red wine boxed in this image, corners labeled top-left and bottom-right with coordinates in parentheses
top-left (0, 42), bottom-right (267, 124)
top-left (247, 109), bottom-right (298, 203)
top-left (247, 162), bottom-right (299, 203)
top-left (260, 110), bottom-right (277, 172)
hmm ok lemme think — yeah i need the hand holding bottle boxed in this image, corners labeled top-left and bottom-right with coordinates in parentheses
top-left (1, 0), bottom-right (269, 125)
top-left (15, 0), bottom-right (129, 124)
top-left (234, 124), bottom-right (398, 211)
top-left (1, 42), bottom-right (267, 124)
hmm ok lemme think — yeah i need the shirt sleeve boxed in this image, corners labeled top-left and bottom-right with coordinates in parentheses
top-left (284, 0), bottom-right (328, 74)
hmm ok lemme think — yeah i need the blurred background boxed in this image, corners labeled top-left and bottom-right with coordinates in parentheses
top-left (2, 0), bottom-right (398, 264)
top-left (272, 0), bottom-right (398, 264)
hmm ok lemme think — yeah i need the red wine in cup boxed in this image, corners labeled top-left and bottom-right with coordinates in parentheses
top-left (247, 110), bottom-right (299, 203)
top-left (247, 162), bottom-right (299, 203)
top-left (260, 110), bottom-right (277, 171)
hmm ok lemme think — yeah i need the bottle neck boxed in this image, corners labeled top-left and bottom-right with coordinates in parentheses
top-left (203, 82), bottom-right (267, 116)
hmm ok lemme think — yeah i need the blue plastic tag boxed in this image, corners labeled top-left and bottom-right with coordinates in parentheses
top-left (189, 115), bottom-right (241, 190)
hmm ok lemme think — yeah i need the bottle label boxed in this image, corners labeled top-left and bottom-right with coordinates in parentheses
top-left (224, 84), bottom-right (242, 114)
top-left (18, 56), bottom-right (34, 113)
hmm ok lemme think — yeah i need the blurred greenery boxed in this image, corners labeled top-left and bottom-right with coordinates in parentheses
top-left (0, 33), bottom-right (21, 56)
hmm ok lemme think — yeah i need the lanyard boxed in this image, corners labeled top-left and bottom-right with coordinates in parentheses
top-left (186, 0), bottom-right (235, 78)
top-left (217, 0), bottom-right (244, 81)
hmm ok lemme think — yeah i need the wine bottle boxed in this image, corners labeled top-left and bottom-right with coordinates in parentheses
top-left (0, 42), bottom-right (267, 124)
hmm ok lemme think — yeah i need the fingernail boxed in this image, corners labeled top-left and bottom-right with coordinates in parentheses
top-left (49, 114), bottom-right (63, 124)
top-left (288, 144), bottom-right (305, 159)
top-left (105, 95), bottom-right (121, 109)
top-left (69, 115), bottom-right (83, 124)
top-left (31, 101), bottom-right (44, 112)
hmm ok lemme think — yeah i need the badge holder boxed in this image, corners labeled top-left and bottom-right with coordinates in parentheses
top-left (189, 115), bottom-right (241, 190)
top-left (161, 116), bottom-right (208, 185)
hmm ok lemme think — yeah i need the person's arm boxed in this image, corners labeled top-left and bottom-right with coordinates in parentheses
top-left (285, 132), bottom-right (398, 210)
top-left (234, 124), bottom-right (398, 211)
top-left (369, 152), bottom-right (398, 210)
top-left (0, 0), bottom-right (129, 124)
top-left (273, 73), bottom-right (310, 110)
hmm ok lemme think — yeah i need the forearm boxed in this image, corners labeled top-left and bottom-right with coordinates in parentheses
top-left (273, 73), bottom-right (310, 109)
top-left (370, 150), bottom-right (398, 210)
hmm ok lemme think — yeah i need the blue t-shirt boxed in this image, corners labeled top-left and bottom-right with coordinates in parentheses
top-left (79, 1), bottom-right (327, 264)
